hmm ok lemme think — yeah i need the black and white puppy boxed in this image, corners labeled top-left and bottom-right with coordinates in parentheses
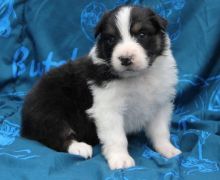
top-left (21, 5), bottom-right (181, 170)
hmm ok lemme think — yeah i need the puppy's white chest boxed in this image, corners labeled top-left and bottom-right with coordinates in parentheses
top-left (87, 77), bottom-right (151, 133)
top-left (121, 79), bottom-right (157, 134)
top-left (88, 58), bottom-right (176, 135)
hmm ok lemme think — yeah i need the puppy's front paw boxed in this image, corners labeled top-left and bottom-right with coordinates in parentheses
top-left (68, 141), bottom-right (92, 159)
top-left (108, 153), bottom-right (135, 170)
top-left (155, 142), bottom-right (181, 158)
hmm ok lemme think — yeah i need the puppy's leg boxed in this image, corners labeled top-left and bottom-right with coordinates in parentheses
top-left (22, 114), bottom-right (93, 159)
top-left (92, 109), bottom-right (135, 170)
top-left (145, 103), bottom-right (181, 158)
top-left (68, 140), bottom-right (92, 159)
top-left (42, 119), bottom-right (93, 159)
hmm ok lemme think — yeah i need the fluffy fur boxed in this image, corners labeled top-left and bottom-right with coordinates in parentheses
top-left (21, 5), bottom-right (181, 170)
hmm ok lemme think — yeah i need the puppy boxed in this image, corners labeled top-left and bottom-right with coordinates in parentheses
top-left (21, 5), bottom-right (181, 170)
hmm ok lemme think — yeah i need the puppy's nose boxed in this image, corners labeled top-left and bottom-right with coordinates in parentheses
top-left (119, 56), bottom-right (133, 66)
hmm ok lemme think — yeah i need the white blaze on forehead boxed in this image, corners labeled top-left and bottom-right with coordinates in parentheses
top-left (112, 6), bottom-right (149, 76)
top-left (115, 7), bottom-right (132, 40)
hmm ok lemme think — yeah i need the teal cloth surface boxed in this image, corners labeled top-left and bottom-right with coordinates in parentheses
top-left (0, 0), bottom-right (220, 179)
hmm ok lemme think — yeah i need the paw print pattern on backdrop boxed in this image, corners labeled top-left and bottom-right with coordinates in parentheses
top-left (80, 2), bottom-right (107, 42)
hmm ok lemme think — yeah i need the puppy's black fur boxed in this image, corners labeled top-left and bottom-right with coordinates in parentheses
top-left (21, 5), bottom-right (167, 152)
top-left (21, 58), bottom-right (119, 151)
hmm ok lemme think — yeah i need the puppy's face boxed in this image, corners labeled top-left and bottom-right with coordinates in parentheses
top-left (93, 6), bottom-right (167, 77)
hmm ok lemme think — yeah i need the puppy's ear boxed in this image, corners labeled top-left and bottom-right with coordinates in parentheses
top-left (150, 14), bottom-right (168, 31)
top-left (144, 8), bottom-right (168, 31)
top-left (94, 12), bottom-right (109, 38)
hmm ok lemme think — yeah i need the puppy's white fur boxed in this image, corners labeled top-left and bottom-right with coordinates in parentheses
top-left (115, 7), bottom-right (131, 40)
top-left (86, 7), bottom-right (181, 170)
top-left (68, 140), bottom-right (92, 159)
top-left (89, 46), bottom-right (107, 65)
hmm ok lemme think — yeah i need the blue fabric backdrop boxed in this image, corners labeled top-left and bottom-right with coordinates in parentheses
top-left (0, 0), bottom-right (220, 179)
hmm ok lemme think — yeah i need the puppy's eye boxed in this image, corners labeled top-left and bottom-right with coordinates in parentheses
top-left (106, 36), bottom-right (116, 45)
top-left (136, 32), bottom-right (146, 39)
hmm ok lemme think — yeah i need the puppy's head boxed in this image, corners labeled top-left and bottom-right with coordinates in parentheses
top-left (91, 6), bottom-right (168, 77)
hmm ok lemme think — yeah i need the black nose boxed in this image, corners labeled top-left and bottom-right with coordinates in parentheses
top-left (119, 56), bottom-right (132, 66)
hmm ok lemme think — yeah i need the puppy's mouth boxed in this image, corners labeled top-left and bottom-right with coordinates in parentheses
top-left (123, 64), bottom-right (148, 73)
top-left (124, 68), bottom-right (135, 72)
top-left (117, 66), bottom-right (148, 78)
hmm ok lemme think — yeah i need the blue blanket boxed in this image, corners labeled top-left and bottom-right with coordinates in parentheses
top-left (1, 0), bottom-right (220, 179)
